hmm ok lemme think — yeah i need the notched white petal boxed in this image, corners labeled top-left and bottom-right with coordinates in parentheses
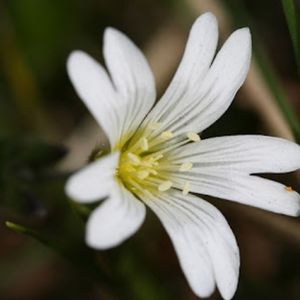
top-left (169, 135), bottom-right (300, 216)
top-left (67, 51), bottom-right (120, 146)
top-left (104, 27), bottom-right (155, 96)
top-left (172, 170), bottom-right (300, 217)
top-left (170, 135), bottom-right (300, 174)
top-left (103, 27), bottom-right (156, 142)
top-left (142, 190), bottom-right (240, 299)
top-left (140, 24), bottom-right (251, 151)
top-left (65, 152), bottom-right (119, 203)
top-left (168, 12), bottom-right (218, 88)
top-left (86, 182), bottom-right (146, 249)
top-left (145, 199), bottom-right (215, 297)
top-left (182, 27), bottom-right (251, 133)
top-left (141, 12), bottom-right (219, 130)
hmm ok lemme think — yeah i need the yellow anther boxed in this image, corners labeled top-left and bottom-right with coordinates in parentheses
top-left (182, 182), bottom-right (190, 195)
top-left (285, 186), bottom-right (293, 192)
top-left (161, 131), bottom-right (174, 140)
top-left (137, 170), bottom-right (149, 180)
top-left (152, 153), bottom-right (163, 161)
top-left (148, 122), bottom-right (162, 130)
top-left (158, 180), bottom-right (173, 192)
top-left (140, 161), bottom-right (153, 168)
top-left (179, 162), bottom-right (193, 172)
top-left (140, 137), bottom-right (149, 151)
top-left (149, 169), bottom-right (158, 175)
top-left (187, 132), bottom-right (200, 142)
top-left (127, 152), bottom-right (141, 166)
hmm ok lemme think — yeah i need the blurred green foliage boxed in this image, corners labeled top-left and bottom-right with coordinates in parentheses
top-left (0, 136), bottom-right (66, 215)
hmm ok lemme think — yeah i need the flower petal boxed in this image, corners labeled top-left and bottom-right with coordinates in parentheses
top-left (86, 182), bottom-right (146, 249)
top-left (143, 12), bottom-right (218, 125)
top-left (183, 27), bottom-right (251, 133)
top-left (67, 51), bottom-right (121, 147)
top-left (141, 189), bottom-right (239, 300)
top-left (170, 170), bottom-right (300, 216)
top-left (104, 28), bottom-right (156, 144)
top-left (143, 25), bottom-right (251, 152)
top-left (65, 152), bottom-right (119, 203)
top-left (170, 135), bottom-right (300, 174)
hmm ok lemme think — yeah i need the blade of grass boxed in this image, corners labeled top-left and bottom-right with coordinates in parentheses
top-left (281, 0), bottom-right (300, 76)
top-left (254, 44), bottom-right (300, 139)
top-left (221, 0), bottom-right (300, 141)
top-left (5, 221), bottom-right (109, 283)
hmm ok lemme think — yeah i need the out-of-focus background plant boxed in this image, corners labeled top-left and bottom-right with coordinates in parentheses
top-left (1, 0), bottom-right (300, 299)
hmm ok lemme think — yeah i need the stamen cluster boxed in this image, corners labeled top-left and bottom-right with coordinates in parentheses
top-left (117, 124), bottom-right (200, 196)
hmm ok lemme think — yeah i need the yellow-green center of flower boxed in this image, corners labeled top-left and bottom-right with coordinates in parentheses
top-left (116, 124), bottom-right (200, 196)
top-left (118, 149), bottom-right (166, 192)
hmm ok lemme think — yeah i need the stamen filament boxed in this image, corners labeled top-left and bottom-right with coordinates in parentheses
top-left (137, 170), bottom-right (150, 180)
top-left (140, 137), bottom-right (149, 151)
top-left (187, 132), bottom-right (200, 142)
top-left (118, 125), bottom-right (200, 198)
top-left (160, 131), bottom-right (174, 140)
top-left (127, 152), bottom-right (141, 165)
top-left (182, 182), bottom-right (190, 195)
top-left (179, 162), bottom-right (193, 172)
top-left (158, 180), bottom-right (173, 192)
top-left (148, 122), bottom-right (162, 130)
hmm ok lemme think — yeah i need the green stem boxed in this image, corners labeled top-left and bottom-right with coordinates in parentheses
top-left (281, 0), bottom-right (300, 77)
top-left (221, 0), bottom-right (300, 141)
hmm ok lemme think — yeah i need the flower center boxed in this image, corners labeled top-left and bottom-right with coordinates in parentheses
top-left (118, 148), bottom-right (168, 193)
top-left (116, 124), bottom-right (200, 197)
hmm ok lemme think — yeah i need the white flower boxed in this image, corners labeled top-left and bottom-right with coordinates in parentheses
top-left (65, 12), bottom-right (300, 300)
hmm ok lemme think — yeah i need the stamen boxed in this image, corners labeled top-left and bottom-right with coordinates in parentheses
top-left (137, 170), bottom-right (149, 180)
top-left (152, 153), bottom-right (163, 161)
top-left (118, 126), bottom-right (180, 196)
top-left (158, 180), bottom-right (173, 192)
top-left (285, 186), bottom-right (293, 192)
top-left (149, 169), bottom-right (158, 175)
top-left (179, 162), bottom-right (193, 172)
top-left (160, 131), bottom-right (174, 140)
top-left (187, 132), bottom-right (200, 142)
top-left (157, 139), bottom-right (189, 155)
top-left (148, 122), bottom-right (162, 130)
top-left (182, 182), bottom-right (190, 195)
top-left (127, 152), bottom-right (141, 165)
top-left (140, 137), bottom-right (149, 151)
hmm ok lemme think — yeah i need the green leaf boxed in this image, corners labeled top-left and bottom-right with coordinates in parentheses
top-left (281, 0), bottom-right (300, 76)
top-left (0, 136), bottom-right (67, 215)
